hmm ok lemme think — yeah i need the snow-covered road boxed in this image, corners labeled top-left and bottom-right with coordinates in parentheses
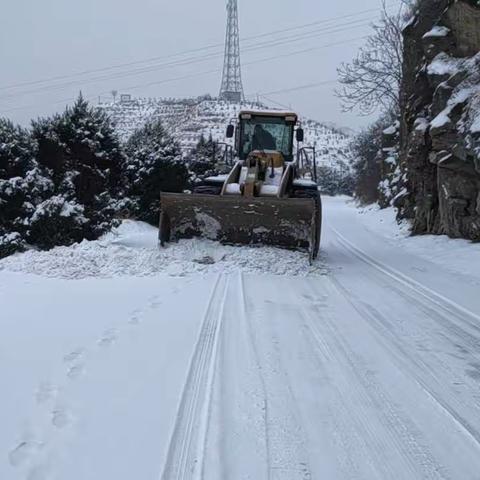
top-left (2, 197), bottom-right (480, 479)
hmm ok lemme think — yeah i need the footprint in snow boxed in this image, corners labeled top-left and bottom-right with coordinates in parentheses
top-left (8, 441), bottom-right (41, 467)
top-left (98, 329), bottom-right (118, 348)
top-left (128, 308), bottom-right (144, 325)
top-left (35, 383), bottom-right (57, 405)
top-left (67, 363), bottom-right (85, 380)
top-left (149, 298), bottom-right (163, 309)
top-left (51, 407), bottom-right (72, 429)
top-left (63, 348), bottom-right (85, 363)
top-left (301, 293), bottom-right (314, 301)
top-left (312, 301), bottom-right (328, 309)
top-left (128, 315), bottom-right (141, 325)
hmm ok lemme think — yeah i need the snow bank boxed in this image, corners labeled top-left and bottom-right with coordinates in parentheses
top-left (351, 201), bottom-right (480, 281)
top-left (0, 220), bottom-right (327, 279)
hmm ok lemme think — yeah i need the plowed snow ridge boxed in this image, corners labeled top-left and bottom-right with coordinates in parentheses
top-left (0, 221), bottom-right (328, 279)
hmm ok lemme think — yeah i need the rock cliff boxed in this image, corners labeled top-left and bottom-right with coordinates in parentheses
top-left (399, 0), bottom-right (480, 240)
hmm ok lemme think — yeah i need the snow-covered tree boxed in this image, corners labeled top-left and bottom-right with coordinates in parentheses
top-left (30, 94), bottom-right (125, 247)
top-left (317, 164), bottom-right (355, 196)
top-left (0, 119), bottom-right (53, 257)
top-left (350, 117), bottom-right (387, 205)
top-left (124, 119), bottom-right (188, 224)
top-left (187, 134), bottom-right (218, 178)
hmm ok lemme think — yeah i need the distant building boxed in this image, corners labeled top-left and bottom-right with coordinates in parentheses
top-left (120, 94), bottom-right (132, 104)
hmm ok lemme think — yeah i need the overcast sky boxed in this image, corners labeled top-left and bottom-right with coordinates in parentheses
top-left (0, 0), bottom-right (389, 130)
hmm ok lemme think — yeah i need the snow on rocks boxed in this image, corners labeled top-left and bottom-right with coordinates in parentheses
top-left (431, 87), bottom-right (480, 129)
top-left (427, 52), bottom-right (462, 76)
top-left (422, 25), bottom-right (450, 38)
top-left (0, 220), bottom-right (327, 279)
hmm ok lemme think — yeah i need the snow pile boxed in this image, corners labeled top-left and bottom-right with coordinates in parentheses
top-left (0, 220), bottom-right (327, 279)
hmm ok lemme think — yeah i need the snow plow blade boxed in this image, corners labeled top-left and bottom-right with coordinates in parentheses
top-left (159, 192), bottom-right (321, 260)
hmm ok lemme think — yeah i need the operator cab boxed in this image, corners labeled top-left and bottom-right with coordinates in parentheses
top-left (226, 110), bottom-right (303, 163)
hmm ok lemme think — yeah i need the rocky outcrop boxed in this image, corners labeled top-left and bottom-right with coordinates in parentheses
top-left (399, 0), bottom-right (480, 240)
top-left (378, 121), bottom-right (408, 209)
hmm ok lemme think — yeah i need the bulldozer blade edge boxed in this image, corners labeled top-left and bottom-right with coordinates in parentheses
top-left (159, 192), bottom-right (320, 258)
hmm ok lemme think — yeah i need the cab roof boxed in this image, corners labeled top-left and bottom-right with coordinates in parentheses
top-left (239, 110), bottom-right (298, 120)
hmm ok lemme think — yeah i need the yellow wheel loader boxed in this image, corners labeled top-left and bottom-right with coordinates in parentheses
top-left (159, 110), bottom-right (322, 260)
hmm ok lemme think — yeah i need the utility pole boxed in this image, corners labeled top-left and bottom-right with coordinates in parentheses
top-left (219, 0), bottom-right (244, 102)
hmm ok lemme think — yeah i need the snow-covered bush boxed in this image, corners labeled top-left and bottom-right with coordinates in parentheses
top-left (124, 119), bottom-right (189, 224)
top-left (27, 196), bottom-right (89, 249)
top-left (0, 232), bottom-right (25, 258)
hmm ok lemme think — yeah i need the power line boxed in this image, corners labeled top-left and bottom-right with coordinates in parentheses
top-left (0, 35), bottom-right (366, 115)
top-left (0, 2), bottom-right (399, 94)
top-left (253, 80), bottom-right (339, 97)
top-left (0, 18), bottom-right (375, 102)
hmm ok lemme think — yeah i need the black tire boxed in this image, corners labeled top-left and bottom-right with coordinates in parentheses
top-left (292, 188), bottom-right (319, 199)
top-left (193, 185), bottom-right (223, 195)
top-left (159, 211), bottom-right (170, 247)
top-left (292, 187), bottom-right (322, 261)
top-left (312, 191), bottom-right (322, 260)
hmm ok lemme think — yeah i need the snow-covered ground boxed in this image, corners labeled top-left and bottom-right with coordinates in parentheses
top-left (2, 197), bottom-right (480, 480)
top-left (351, 198), bottom-right (480, 282)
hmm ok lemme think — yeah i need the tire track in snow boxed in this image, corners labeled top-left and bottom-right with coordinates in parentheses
top-left (238, 273), bottom-right (272, 480)
top-left (240, 275), bottom-right (315, 480)
top-left (302, 283), bottom-right (449, 480)
top-left (332, 228), bottom-right (480, 332)
top-left (160, 275), bottom-right (228, 480)
top-left (298, 300), bottom-right (379, 480)
top-left (331, 233), bottom-right (480, 451)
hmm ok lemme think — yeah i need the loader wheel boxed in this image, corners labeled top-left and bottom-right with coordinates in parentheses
top-left (292, 188), bottom-right (318, 199)
top-left (193, 185), bottom-right (222, 195)
top-left (312, 192), bottom-right (322, 260)
top-left (159, 211), bottom-right (170, 247)
top-left (292, 188), bottom-right (321, 262)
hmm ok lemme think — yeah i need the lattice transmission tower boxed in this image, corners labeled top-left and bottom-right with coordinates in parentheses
top-left (219, 0), bottom-right (244, 102)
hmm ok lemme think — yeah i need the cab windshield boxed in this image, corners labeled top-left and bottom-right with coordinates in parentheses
top-left (240, 116), bottom-right (294, 160)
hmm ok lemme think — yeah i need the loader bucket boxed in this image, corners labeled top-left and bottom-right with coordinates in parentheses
top-left (159, 192), bottom-right (321, 260)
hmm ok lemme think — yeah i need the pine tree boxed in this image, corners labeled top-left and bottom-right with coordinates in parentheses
top-left (124, 119), bottom-right (188, 224)
top-left (29, 94), bottom-right (125, 248)
top-left (188, 134), bottom-right (218, 179)
top-left (0, 119), bottom-right (53, 257)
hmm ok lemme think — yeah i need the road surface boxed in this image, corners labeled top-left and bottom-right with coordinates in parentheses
top-left (2, 197), bottom-right (480, 480)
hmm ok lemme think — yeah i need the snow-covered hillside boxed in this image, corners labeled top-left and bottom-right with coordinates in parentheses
top-left (98, 95), bottom-right (352, 170)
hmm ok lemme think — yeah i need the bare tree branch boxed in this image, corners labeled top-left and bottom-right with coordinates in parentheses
top-left (336, 1), bottom-right (408, 115)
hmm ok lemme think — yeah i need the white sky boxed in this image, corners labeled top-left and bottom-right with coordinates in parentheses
top-left (0, 0), bottom-right (390, 129)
